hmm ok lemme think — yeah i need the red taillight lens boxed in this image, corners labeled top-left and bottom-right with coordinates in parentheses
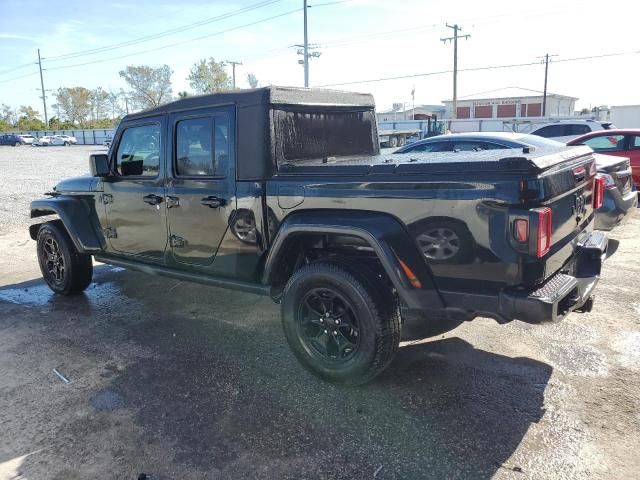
top-left (593, 175), bottom-right (605, 209)
top-left (600, 173), bottom-right (616, 190)
top-left (514, 219), bottom-right (529, 243)
top-left (535, 207), bottom-right (552, 257)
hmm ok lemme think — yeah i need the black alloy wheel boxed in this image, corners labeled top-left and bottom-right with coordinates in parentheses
top-left (298, 287), bottom-right (360, 362)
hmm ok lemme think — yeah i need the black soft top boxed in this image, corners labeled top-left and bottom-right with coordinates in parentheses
top-left (123, 86), bottom-right (375, 121)
top-left (120, 86), bottom-right (376, 181)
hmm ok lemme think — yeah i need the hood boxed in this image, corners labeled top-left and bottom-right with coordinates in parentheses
top-left (54, 176), bottom-right (101, 193)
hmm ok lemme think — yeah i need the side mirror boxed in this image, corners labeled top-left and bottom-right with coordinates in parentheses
top-left (90, 153), bottom-right (111, 177)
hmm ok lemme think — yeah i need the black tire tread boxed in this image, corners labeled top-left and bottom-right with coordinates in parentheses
top-left (282, 262), bottom-right (400, 385)
top-left (37, 221), bottom-right (93, 295)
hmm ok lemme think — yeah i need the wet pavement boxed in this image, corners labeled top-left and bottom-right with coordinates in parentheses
top-left (1, 146), bottom-right (639, 479)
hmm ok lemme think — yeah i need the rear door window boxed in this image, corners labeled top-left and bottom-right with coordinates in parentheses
top-left (533, 125), bottom-right (565, 138)
top-left (565, 124), bottom-right (591, 136)
top-left (630, 136), bottom-right (640, 150)
top-left (580, 134), bottom-right (625, 152)
top-left (175, 115), bottom-right (229, 177)
top-left (402, 141), bottom-right (450, 153)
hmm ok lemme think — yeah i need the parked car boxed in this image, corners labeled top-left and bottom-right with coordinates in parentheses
top-left (567, 129), bottom-right (640, 188)
top-left (591, 154), bottom-right (637, 230)
top-left (17, 134), bottom-right (35, 145)
top-left (528, 120), bottom-right (615, 143)
top-left (30, 87), bottom-right (608, 385)
top-left (0, 134), bottom-right (27, 146)
top-left (393, 131), bottom-right (563, 154)
top-left (32, 136), bottom-right (54, 146)
top-left (51, 134), bottom-right (78, 146)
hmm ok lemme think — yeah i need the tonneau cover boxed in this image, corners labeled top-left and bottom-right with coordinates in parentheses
top-left (279, 145), bottom-right (595, 175)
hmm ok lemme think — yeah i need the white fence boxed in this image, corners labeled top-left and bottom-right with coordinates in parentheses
top-left (1, 129), bottom-right (116, 145)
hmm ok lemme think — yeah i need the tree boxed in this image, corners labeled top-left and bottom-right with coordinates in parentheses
top-left (53, 87), bottom-right (93, 127)
top-left (188, 58), bottom-right (231, 94)
top-left (247, 73), bottom-right (259, 89)
top-left (119, 64), bottom-right (173, 109)
top-left (177, 91), bottom-right (189, 98)
top-left (1, 104), bottom-right (16, 126)
top-left (106, 90), bottom-right (124, 120)
top-left (90, 87), bottom-right (110, 121)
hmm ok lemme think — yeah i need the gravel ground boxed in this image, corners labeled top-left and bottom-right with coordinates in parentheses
top-left (1, 145), bottom-right (639, 479)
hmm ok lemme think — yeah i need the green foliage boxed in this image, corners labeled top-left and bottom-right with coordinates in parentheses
top-left (53, 87), bottom-right (93, 127)
top-left (188, 58), bottom-right (232, 94)
top-left (119, 65), bottom-right (173, 109)
top-left (247, 73), bottom-right (259, 89)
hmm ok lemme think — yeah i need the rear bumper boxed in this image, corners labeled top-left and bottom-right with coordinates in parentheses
top-left (595, 187), bottom-right (638, 231)
top-left (499, 230), bottom-right (608, 323)
top-left (402, 231), bottom-right (608, 329)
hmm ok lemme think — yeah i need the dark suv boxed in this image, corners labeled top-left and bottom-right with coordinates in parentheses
top-left (0, 134), bottom-right (26, 146)
top-left (30, 87), bottom-right (608, 384)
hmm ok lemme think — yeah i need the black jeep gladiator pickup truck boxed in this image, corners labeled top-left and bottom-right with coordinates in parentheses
top-left (30, 87), bottom-right (608, 385)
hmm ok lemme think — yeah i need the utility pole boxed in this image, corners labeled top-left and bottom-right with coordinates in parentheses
top-left (37, 48), bottom-right (48, 126)
top-left (538, 53), bottom-right (558, 116)
top-left (225, 60), bottom-right (243, 89)
top-left (441, 24), bottom-right (470, 120)
top-left (303, 0), bottom-right (309, 87)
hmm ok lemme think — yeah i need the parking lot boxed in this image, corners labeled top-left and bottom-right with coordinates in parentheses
top-left (1, 145), bottom-right (639, 479)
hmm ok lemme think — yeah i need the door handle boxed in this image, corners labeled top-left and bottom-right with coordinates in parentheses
top-left (143, 194), bottom-right (163, 206)
top-left (200, 196), bottom-right (226, 208)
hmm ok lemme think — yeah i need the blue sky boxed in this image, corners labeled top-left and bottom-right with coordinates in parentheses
top-left (1, 0), bottom-right (639, 115)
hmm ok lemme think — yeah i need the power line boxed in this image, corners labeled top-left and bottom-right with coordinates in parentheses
top-left (0, 63), bottom-right (36, 76)
top-left (0, 71), bottom-right (40, 84)
top-left (317, 50), bottom-right (640, 87)
top-left (43, 0), bottom-right (283, 62)
top-left (44, 8), bottom-right (302, 72)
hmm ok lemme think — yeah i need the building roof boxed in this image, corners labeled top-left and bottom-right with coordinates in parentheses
top-left (443, 87), bottom-right (578, 103)
top-left (378, 104), bottom-right (446, 114)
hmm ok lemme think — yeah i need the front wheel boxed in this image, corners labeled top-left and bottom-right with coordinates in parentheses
top-left (37, 222), bottom-right (93, 295)
top-left (14, 142), bottom-right (20, 147)
top-left (64, 141), bottom-right (70, 146)
top-left (281, 263), bottom-right (400, 385)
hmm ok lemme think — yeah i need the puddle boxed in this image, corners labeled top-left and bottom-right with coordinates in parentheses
top-left (0, 284), bottom-right (58, 306)
top-left (91, 389), bottom-right (125, 412)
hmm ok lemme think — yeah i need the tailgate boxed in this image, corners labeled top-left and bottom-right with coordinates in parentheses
top-left (529, 147), bottom-right (598, 282)
top-left (594, 153), bottom-right (633, 195)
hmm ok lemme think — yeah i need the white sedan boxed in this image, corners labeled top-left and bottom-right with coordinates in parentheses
top-left (32, 136), bottom-right (54, 146)
top-left (51, 135), bottom-right (78, 146)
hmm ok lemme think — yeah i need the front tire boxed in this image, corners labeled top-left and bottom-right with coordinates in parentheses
top-left (37, 222), bottom-right (93, 295)
top-left (281, 263), bottom-right (400, 385)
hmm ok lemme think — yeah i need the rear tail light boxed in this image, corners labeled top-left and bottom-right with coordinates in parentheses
top-left (511, 208), bottom-right (552, 257)
top-left (514, 219), bottom-right (529, 243)
top-left (535, 207), bottom-right (552, 258)
top-left (593, 175), bottom-right (605, 208)
top-left (599, 173), bottom-right (616, 190)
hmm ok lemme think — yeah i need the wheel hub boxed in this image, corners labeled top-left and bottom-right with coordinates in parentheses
top-left (298, 288), bottom-right (360, 362)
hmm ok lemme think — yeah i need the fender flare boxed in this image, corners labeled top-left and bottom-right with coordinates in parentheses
top-left (30, 197), bottom-right (104, 253)
top-left (262, 210), bottom-right (444, 309)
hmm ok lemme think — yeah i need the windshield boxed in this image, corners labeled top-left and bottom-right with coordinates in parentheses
top-left (273, 108), bottom-right (378, 165)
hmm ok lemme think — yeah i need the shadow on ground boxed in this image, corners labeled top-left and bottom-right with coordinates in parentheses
top-left (1, 267), bottom-right (552, 479)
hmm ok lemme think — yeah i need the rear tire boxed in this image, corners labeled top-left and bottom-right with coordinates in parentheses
top-left (14, 142), bottom-right (20, 147)
top-left (388, 136), bottom-right (399, 148)
top-left (281, 262), bottom-right (400, 385)
top-left (64, 141), bottom-right (70, 146)
top-left (37, 222), bottom-right (93, 295)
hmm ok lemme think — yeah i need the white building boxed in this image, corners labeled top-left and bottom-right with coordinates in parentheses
top-left (377, 104), bottom-right (446, 122)
top-left (442, 87), bottom-right (577, 120)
